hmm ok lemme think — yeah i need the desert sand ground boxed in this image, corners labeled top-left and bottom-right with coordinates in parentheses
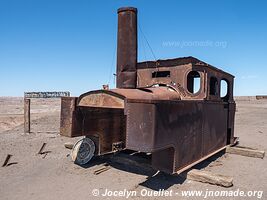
top-left (0, 97), bottom-right (266, 200)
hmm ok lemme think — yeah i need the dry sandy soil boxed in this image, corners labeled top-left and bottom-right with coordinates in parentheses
top-left (0, 97), bottom-right (266, 200)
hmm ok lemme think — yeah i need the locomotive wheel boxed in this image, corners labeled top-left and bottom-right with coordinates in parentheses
top-left (71, 137), bottom-right (95, 165)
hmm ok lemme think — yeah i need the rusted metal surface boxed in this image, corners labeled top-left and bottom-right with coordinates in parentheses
top-left (116, 7), bottom-right (137, 89)
top-left (124, 100), bottom-right (232, 173)
top-left (78, 107), bottom-right (126, 154)
top-left (79, 92), bottom-right (125, 108)
top-left (59, 7), bottom-right (236, 174)
top-left (78, 86), bottom-right (181, 108)
top-left (60, 97), bottom-right (81, 137)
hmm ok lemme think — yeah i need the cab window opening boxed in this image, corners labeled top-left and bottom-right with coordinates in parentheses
top-left (187, 71), bottom-right (201, 94)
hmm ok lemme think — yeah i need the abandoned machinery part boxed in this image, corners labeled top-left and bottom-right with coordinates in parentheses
top-left (71, 138), bottom-right (96, 165)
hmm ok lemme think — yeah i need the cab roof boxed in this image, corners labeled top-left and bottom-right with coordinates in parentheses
top-left (137, 56), bottom-right (234, 78)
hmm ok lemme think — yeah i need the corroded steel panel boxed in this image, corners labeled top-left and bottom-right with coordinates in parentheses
top-left (124, 100), bottom-right (232, 174)
top-left (78, 87), bottom-right (180, 106)
top-left (79, 92), bottom-right (124, 108)
top-left (78, 107), bottom-right (126, 154)
top-left (60, 97), bottom-right (79, 137)
top-left (125, 103), bottom-right (156, 152)
top-left (125, 100), bottom-right (203, 173)
top-left (202, 102), bottom-right (228, 155)
top-left (228, 102), bottom-right (236, 144)
top-left (154, 101), bottom-right (203, 173)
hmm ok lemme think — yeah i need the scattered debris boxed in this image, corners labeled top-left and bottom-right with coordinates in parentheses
top-left (42, 153), bottom-right (48, 159)
top-left (38, 143), bottom-right (47, 154)
top-left (2, 154), bottom-right (17, 167)
top-left (37, 143), bottom-right (51, 155)
top-left (2, 154), bottom-right (12, 167)
top-left (94, 165), bottom-right (111, 175)
top-left (226, 146), bottom-right (265, 159)
top-left (208, 161), bottom-right (223, 168)
top-left (185, 169), bottom-right (233, 187)
top-left (64, 142), bottom-right (74, 149)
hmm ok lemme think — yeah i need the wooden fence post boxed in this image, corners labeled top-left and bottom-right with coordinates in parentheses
top-left (24, 98), bottom-right (30, 133)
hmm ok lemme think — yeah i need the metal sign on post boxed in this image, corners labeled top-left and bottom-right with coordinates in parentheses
top-left (24, 91), bottom-right (70, 98)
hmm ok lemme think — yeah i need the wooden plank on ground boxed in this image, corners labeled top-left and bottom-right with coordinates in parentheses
top-left (226, 146), bottom-right (265, 159)
top-left (94, 166), bottom-right (111, 175)
top-left (186, 169), bottom-right (233, 187)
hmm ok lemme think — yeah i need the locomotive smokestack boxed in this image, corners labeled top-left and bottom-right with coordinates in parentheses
top-left (116, 7), bottom-right (137, 88)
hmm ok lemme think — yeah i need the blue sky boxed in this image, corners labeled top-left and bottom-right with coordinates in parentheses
top-left (0, 0), bottom-right (266, 96)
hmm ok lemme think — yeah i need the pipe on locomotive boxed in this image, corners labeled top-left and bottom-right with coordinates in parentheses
top-left (116, 7), bottom-right (138, 89)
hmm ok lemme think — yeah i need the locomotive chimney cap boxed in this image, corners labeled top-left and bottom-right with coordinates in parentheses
top-left (117, 7), bottom-right (137, 13)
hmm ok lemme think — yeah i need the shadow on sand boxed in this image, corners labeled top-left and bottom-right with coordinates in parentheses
top-left (77, 149), bottom-right (226, 190)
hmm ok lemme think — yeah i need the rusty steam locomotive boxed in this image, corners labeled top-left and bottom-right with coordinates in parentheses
top-left (60, 7), bottom-right (236, 174)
